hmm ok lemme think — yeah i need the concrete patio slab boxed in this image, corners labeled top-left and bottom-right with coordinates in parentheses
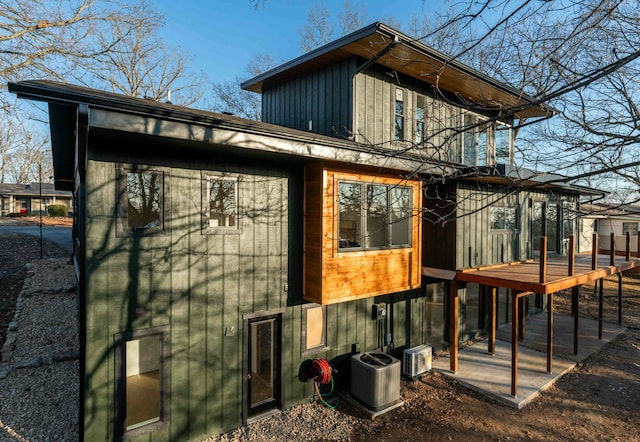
top-left (432, 313), bottom-right (625, 408)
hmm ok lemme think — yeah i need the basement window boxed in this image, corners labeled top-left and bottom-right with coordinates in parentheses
top-left (115, 325), bottom-right (169, 438)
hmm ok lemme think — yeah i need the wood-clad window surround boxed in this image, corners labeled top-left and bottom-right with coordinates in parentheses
top-left (202, 173), bottom-right (240, 234)
top-left (304, 164), bottom-right (422, 305)
top-left (116, 165), bottom-right (170, 237)
top-left (114, 325), bottom-right (170, 439)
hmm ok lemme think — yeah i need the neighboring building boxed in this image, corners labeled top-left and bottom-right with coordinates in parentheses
top-left (0, 182), bottom-right (72, 216)
top-left (9, 22), bottom-right (599, 442)
top-left (580, 203), bottom-right (640, 255)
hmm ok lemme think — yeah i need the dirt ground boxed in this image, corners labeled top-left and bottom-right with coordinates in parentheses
top-left (1, 227), bottom-right (639, 440)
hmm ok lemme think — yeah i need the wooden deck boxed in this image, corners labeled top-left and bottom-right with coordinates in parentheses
top-left (441, 239), bottom-right (640, 399)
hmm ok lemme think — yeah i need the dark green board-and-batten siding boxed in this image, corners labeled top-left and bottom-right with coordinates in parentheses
top-left (81, 143), bottom-right (429, 440)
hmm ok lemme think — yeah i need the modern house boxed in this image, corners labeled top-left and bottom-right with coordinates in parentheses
top-left (0, 182), bottom-right (72, 216)
top-left (9, 22), bottom-right (600, 442)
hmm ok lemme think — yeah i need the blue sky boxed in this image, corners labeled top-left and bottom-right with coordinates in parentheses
top-left (154, 0), bottom-right (440, 84)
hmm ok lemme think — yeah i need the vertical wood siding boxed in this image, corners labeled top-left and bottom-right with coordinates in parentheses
top-left (261, 59), bottom-right (357, 138)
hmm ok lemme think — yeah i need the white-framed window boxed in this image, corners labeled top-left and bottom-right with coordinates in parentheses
top-left (338, 181), bottom-right (412, 251)
top-left (414, 94), bottom-right (428, 144)
top-left (202, 174), bottom-right (240, 233)
top-left (115, 325), bottom-right (170, 438)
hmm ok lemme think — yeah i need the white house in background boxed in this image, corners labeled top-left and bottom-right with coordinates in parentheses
top-left (0, 182), bottom-right (73, 216)
top-left (580, 203), bottom-right (640, 255)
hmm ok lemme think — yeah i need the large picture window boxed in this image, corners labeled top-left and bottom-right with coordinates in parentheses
top-left (117, 165), bottom-right (169, 237)
top-left (115, 326), bottom-right (169, 438)
top-left (338, 181), bottom-right (412, 251)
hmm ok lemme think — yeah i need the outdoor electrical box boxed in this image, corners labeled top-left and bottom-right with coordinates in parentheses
top-left (372, 302), bottom-right (387, 320)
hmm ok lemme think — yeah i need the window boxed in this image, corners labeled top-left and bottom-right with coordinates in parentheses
top-left (623, 222), bottom-right (639, 236)
top-left (203, 174), bottom-right (239, 232)
top-left (117, 166), bottom-right (169, 236)
top-left (301, 304), bottom-right (327, 355)
top-left (394, 88), bottom-right (405, 141)
top-left (338, 181), bottom-right (412, 251)
top-left (115, 326), bottom-right (169, 438)
top-left (490, 206), bottom-right (518, 231)
top-left (415, 94), bottom-right (427, 144)
top-left (495, 122), bottom-right (512, 164)
top-left (462, 114), bottom-right (490, 167)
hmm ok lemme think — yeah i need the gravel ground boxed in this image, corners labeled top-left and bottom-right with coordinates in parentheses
top-left (0, 257), bottom-right (78, 442)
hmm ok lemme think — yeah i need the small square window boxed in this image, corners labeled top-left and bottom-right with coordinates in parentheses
top-left (623, 222), bottom-right (638, 236)
top-left (301, 304), bottom-right (328, 355)
top-left (202, 174), bottom-right (240, 233)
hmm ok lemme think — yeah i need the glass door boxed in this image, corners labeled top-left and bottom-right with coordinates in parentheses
top-left (247, 316), bottom-right (280, 417)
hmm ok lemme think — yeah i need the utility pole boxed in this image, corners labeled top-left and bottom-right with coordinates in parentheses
top-left (39, 163), bottom-right (43, 259)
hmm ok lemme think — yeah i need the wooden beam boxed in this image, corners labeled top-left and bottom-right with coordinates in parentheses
top-left (572, 286), bottom-right (579, 356)
top-left (598, 278), bottom-right (603, 340)
top-left (592, 233), bottom-right (598, 270)
top-left (449, 281), bottom-right (459, 373)
top-left (568, 236), bottom-right (575, 276)
top-left (547, 292), bottom-right (553, 373)
top-left (610, 232), bottom-right (615, 266)
top-left (511, 289), bottom-right (519, 397)
top-left (518, 296), bottom-right (526, 341)
top-left (539, 236), bottom-right (547, 283)
top-left (618, 272), bottom-right (623, 325)
top-left (626, 232), bottom-right (631, 261)
top-left (488, 286), bottom-right (497, 355)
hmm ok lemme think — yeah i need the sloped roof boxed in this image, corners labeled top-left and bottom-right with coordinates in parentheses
top-left (0, 182), bottom-right (71, 197)
top-left (242, 22), bottom-right (553, 120)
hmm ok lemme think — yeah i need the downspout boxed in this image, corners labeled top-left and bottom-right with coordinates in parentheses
top-left (76, 103), bottom-right (89, 442)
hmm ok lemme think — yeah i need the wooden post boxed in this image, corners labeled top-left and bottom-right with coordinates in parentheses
top-left (637, 232), bottom-right (640, 258)
top-left (488, 287), bottom-right (497, 355)
top-left (568, 235), bottom-right (575, 276)
top-left (598, 278), bottom-right (603, 340)
top-left (572, 286), bottom-right (579, 356)
top-left (618, 272), bottom-right (623, 325)
top-left (547, 292), bottom-right (553, 373)
top-left (591, 233), bottom-right (598, 270)
top-left (449, 281), bottom-right (459, 373)
top-left (539, 236), bottom-right (547, 283)
top-left (626, 232), bottom-right (631, 261)
top-left (518, 296), bottom-right (526, 341)
top-left (511, 289), bottom-right (519, 397)
top-left (610, 232), bottom-right (615, 266)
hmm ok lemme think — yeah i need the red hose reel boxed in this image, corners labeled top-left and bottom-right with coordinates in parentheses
top-left (310, 358), bottom-right (332, 384)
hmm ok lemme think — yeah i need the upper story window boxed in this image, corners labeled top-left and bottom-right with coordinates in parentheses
top-left (394, 88), bottom-right (405, 141)
top-left (495, 122), bottom-right (512, 164)
top-left (338, 181), bottom-right (412, 251)
top-left (415, 94), bottom-right (427, 144)
top-left (463, 114), bottom-right (490, 167)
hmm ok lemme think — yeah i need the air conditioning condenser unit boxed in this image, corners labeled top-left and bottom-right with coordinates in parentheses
top-left (402, 345), bottom-right (432, 378)
top-left (350, 352), bottom-right (400, 411)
